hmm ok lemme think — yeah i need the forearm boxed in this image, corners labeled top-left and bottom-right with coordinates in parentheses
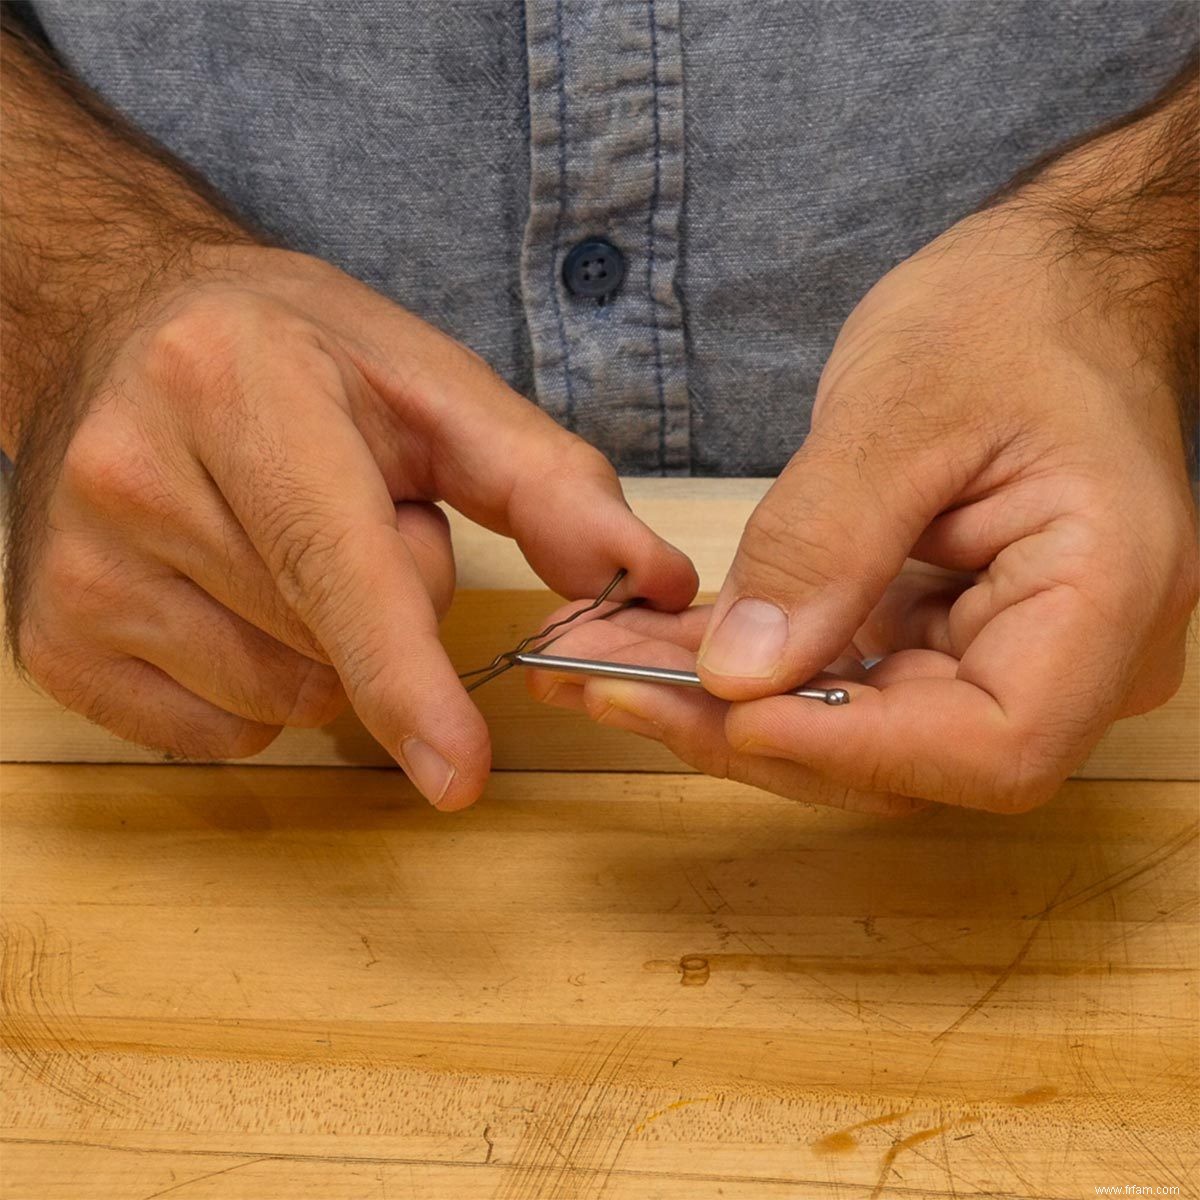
top-left (0, 15), bottom-right (255, 455)
top-left (986, 52), bottom-right (1199, 411)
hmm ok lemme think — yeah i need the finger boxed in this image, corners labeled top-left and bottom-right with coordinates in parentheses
top-left (863, 648), bottom-right (960, 687)
top-left (190, 344), bottom-right (487, 809)
top-left (392, 502), bottom-right (456, 618)
top-left (728, 571), bottom-right (1127, 812)
top-left (65, 436), bottom-right (331, 663)
top-left (525, 602), bottom-right (866, 690)
top-left (534, 601), bottom-right (714, 657)
top-left (526, 625), bottom-right (919, 816)
top-left (150, 482), bottom-right (455, 657)
top-left (911, 477), bottom-right (1063, 572)
top-left (24, 636), bottom-right (280, 759)
top-left (945, 540), bottom-right (1193, 721)
top-left (588, 675), bottom-right (920, 815)
top-left (852, 564), bottom-right (969, 660)
top-left (347, 301), bottom-right (699, 610)
top-left (99, 574), bottom-right (346, 728)
top-left (696, 404), bottom-right (964, 699)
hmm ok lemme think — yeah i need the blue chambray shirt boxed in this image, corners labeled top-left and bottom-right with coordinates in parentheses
top-left (30, 0), bottom-right (1197, 475)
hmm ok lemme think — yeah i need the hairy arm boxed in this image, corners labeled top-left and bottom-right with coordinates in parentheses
top-left (0, 11), bottom-right (254, 455)
top-left (986, 52), bottom-right (1199, 429)
top-left (529, 53), bottom-right (1199, 815)
top-left (0, 15), bottom-right (696, 796)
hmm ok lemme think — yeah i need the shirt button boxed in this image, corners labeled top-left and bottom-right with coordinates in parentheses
top-left (562, 238), bottom-right (626, 301)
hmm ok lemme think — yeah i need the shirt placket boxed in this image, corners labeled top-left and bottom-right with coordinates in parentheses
top-left (522, 0), bottom-right (690, 474)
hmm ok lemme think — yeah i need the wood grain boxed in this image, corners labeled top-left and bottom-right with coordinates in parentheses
top-left (2, 479), bottom-right (1197, 778)
top-left (2, 763), bottom-right (1197, 1198)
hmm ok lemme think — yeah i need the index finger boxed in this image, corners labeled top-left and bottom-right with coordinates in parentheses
top-left (195, 343), bottom-right (488, 809)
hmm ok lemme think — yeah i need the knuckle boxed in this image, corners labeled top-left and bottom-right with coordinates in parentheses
top-left (36, 540), bottom-right (87, 600)
top-left (263, 513), bottom-right (353, 612)
top-left (34, 648), bottom-right (126, 733)
top-left (134, 708), bottom-right (279, 761)
top-left (16, 633), bottom-right (282, 760)
top-left (737, 501), bottom-right (845, 595)
top-left (39, 541), bottom-right (129, 622)
top-left (281, 661), bottom-right (345, 728)
top-left (989, 735), bottom-right (1067, 814)
top-left (18, 631), bottom-right (109, 721)
top-left (334, 635), bottom-right (394, 712)
top-left (60, 424), bottom-right (162, 517)
top-left (141, 305), bottom-right (233, 401)
top-left (522, 438), bottom-right (618, 506)
top-left (565, 438), bottom-right (618, 483)
top-left (142, 295), bottom-right (258, 388)
top-left (204, 721), bottom-right (281, 760)
top-left (141, 293), bottom-right (329, 431)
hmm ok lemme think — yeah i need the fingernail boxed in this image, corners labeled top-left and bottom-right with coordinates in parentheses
top-left (399, 737), bottom-right (456, 806)
top-left (699, 598), bottom-right (788, 679)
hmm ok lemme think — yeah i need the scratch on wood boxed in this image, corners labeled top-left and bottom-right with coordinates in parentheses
top-left (497, 1021), bottom-right (655, 1200)
top-left (933, 872), bottom-right (1075, 1044)
top-left (0, 1136), bottom-right (1055, 1197)
top-left (1026, 824), bottom-right (1198, 919)
top-left (932, 920), bottom-right (1045, 1044)
top-left (360, 935), bottom-right (380, 969)
top-left (869, 1118), bottom-right (978, 1200)
top-left (140, 1157), bottom-right (274, 1199)
top-left (0, 919), bottom-right (139, 1117)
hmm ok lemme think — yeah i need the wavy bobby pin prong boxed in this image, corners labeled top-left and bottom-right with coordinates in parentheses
top-left (458, 567), bottom-right (638, 694)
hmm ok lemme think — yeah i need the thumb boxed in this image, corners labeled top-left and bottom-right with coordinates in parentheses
top-left (697, 421), bottom-right (955, 698)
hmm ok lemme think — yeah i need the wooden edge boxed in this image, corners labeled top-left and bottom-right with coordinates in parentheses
top-left (4, 588), bottom-right (1196, 779)
top-left (1, 480), bottom-right (1197, 778)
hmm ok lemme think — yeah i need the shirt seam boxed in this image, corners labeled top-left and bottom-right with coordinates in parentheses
top-left (647, 0), bottom-right (668, 475)
top-left (548, 0), bottom-right (576, 423)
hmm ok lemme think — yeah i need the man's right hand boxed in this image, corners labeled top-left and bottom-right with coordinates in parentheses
top-left (6, 245), bottom-right (697, 806)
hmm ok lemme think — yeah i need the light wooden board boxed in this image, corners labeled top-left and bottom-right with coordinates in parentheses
top-left (1, 763), bottom-right (1197, 1198)
top-left (2, 479), bottom-right (1197, 778)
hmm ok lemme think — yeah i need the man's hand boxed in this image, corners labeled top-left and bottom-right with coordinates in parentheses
top-left (11, 249), bottom-right (696, 804)
top-left (528, 60), bottom-right (1199, 815)
top-left (1, 20), bottom-right (697, 807)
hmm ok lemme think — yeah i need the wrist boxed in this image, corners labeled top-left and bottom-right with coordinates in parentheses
top-left (979, 62), bottom-right (1198, 407)
top-left (0, 23), bottom-right (261, 456)
top-left (1, 229), bottom-right (259, 458)
top-left (978, 195), bottom-right (1189, 378)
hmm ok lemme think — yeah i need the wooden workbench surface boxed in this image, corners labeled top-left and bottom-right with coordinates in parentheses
top-left (1, 764), bottom-right (1196, 1199)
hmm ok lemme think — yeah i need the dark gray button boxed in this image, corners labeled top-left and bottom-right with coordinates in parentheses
top-left (563, 238), bottom-right (625, 301)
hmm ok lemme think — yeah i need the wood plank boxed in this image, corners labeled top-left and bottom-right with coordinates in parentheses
top-left (3, 587), bottom-right (1197, 779)
top-left (2, 479), bottom-right (1196, 778)
top-left (1, 764), bottom-right (1196, 1198)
